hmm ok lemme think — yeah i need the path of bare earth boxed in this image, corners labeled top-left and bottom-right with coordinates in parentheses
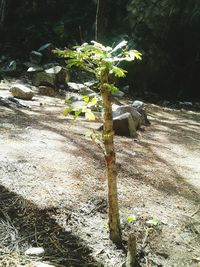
top-left (0, 83), bottom-right (199, 266)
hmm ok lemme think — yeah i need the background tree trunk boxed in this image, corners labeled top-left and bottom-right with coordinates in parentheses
top-left (95, 0), bottom-right (109, 42)
top-left (100, 69), bottom-right (122, 244)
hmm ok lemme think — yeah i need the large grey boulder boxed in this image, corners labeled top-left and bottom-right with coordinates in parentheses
top-left (32, 71), bottom-right (55, 87)
top-left (132, 100), bottom-right (150, 126)
top-left (10, 84), bottom-right (34, 100)
top-left (113, 105), bottom-right (141, 129)
top-left (98, 112), bottom-right (137, 137)
top-left (32, 66), bottom-right (69, 87)
top-left (132, 100), bottom-right (144, 111)
top-left (113, 112), bottom-right (137, 138)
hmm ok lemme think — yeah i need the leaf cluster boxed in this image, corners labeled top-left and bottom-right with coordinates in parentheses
top-left (54, 40), bottom-right (142, 82)
top-left (64, 95), bottom-right (99, 122)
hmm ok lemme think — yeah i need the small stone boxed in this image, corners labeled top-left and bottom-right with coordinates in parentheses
top-left (27, 66), bottom-right (43, 72)
top-left (34, 262), bottom-right (55, 267)
top-left (25, 247), bottom-right (45, 256)
top-left (67, 82), bottom-right (87, 91)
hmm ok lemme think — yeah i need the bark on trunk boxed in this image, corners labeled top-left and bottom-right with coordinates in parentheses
top-left (126, 233), bottom-right (137, 267)
top-left (95, 0), bottom-right (109, 42)
top-left (100, 69), bottom-right (122, 244)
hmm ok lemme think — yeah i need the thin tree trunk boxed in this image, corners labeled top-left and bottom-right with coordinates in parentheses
top-left (126, 234), bottom-right (137, 267)
top-left (100, 69), bottom-right (122, 244)
top-left (95, 0), bottom-right (109, 42)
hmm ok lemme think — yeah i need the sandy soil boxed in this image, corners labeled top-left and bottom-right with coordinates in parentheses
top-left (0, 83), bottom-right (200, 267)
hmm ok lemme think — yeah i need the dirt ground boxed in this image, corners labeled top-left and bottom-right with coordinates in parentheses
top-left (0, 82), bottom-right (200, 267)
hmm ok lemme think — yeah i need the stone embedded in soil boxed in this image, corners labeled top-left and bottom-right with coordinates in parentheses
top-left (10, 84), bottom-right (34, 100)
top-left (38, 86), bottom-right (57, 97)
top-left (113, 105), bottom-right (141, 129)
top-left (32, 66), bottom-right (69, 87)
top-left (25, 247), bottom-right (45, 256)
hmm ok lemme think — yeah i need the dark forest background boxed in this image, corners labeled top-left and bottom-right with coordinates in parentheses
top-left (0, 0), bottom-right (200, 100)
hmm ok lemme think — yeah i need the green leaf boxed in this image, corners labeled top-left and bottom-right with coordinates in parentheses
top-left (103, 223), bottom-right (109, 229)
top-left (73, 109), bottom-right (83, 121)
top-left (87, 96), bottom-right (99, 108)
top-left (104, 83), bottom-right (118, 93)
top-left (82, 95), bottom-right (90, 103)
top-left (125, 50), bottom-right (142, 61)
top-left (111, 66), bottom-right (127, 77)
top-left (127, 215), bottom-right (136, 224)
top-left (89, 96), bottom-right (98, 105)
top-left (84, 109), bottom-right (96, 121)
top-left (63, 106), bottom-right (74, 116)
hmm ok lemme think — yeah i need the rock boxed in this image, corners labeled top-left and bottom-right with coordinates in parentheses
top-left (0, 96), bottom-right (29, 108)
top-left (67, 95), bottom-right (83, 103)
top-left (79, 87), bottom-right (94, 95)
top-left (25, 247), bottom-right (45, 256)
top-left (32, 66), bottom-right (69, 87)
top-left (84, 80), bottom-right (98, 87)
top-left (45, 66), bottom-right (69, 84)
top-left (30, 51), bottom-right (43, 64)
top-left (27, 66), bottom-right (43, 73)
top-left (1, 60), bottom-right (17, 73)
top-left (112, 90), bottom-right (125, 97)
top-left (99, 112), bottom-right (137, 137)
top-left (113, 105), bottom-right (141, 129)
top-left (113, 112), bottom-right (137, 137)
top-left (43, 63), bottom-right (58, 70)
top-left (121, 85), bottom-right (129, 94)
top-left (67, 82), bottom-right (87, 91)
top-left (34, 262), bottom-right (55, 267)
top-left (38, 86), bottom-right (57, 97)
top-left (132, 100), bottom-right (150, 126)
top-left (10, 84), bottom-right (34, 100)
top-left (32, 71), bottom-right (55, 87)
top-left (132, 100), bottom-right (144, 111)
top-left (38, 43), bottom-right (54, 58)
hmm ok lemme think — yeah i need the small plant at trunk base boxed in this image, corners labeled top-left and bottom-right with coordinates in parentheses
top-left (54, 40), bottom-right (142, 244)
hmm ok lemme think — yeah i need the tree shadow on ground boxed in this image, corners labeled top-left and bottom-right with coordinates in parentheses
top-left (1, 104), bottom-right (199, 206)
top-left (0, 184), bottom-right (102, 267)
top-left (117, 107), bottom-right (200, 204)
